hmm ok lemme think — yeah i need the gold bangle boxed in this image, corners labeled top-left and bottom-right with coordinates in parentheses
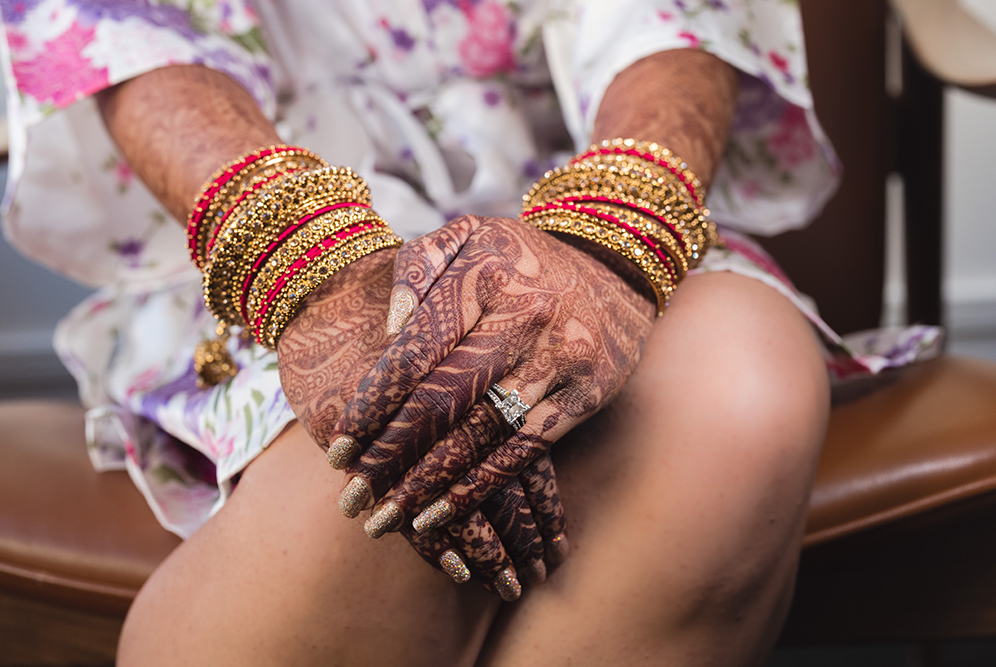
top-left (196, 153), bottom-right (327, 254)
top-left (524, 171), bottom-right (705, 260)
top-left (522, 207), bottom-right (676, 313)
top-left (204, 168), bottom-right (374, 325)
top-left (575, 138), bottom-right (705, 207)
top-left (525, 162), bottom-right (693, 217)
top-left (188, 146), bottom-right (328, 268)
top-left (579, 201), bottom-right (690, 278)
top-left (245, 208), bottom-right (389, 326)
top-left (520, 139), bottom-right (718, 315)
top-left (259, 228), bottom-right (404, 349)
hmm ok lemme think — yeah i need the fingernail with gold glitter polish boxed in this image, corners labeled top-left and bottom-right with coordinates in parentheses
top-left (412, 498), bottom-right (454, 533)
top-left (338, 476), bottom-right (372, 518)
top-left (385, 288), bottom-right (416, 336)
top-left (326, 435), bottom-right (360, 470)
top-left (364, 501), bottom-right (403, 539)
top-left (439, 550), bottom-right (471, 584)
top-left (547, 532), bottom-right (570, 566)
top-left (493, 567), bottom-right (522, 602)
top-left (520, 558), bottom-right (547, 586)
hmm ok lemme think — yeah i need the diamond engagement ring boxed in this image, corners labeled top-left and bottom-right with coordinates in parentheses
top-left (485, 384), bottom-right (531, 431)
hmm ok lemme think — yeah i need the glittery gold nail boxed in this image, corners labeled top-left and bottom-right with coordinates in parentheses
top-left (385, 288), bottom-right (416, 336)
top-left (326, 435), bottom-right (360, 470)
top-left (493, 567), bottom-right (522, 602)
top-left (338, 477), bottom-right (372, 518)
top-left (364, 501), bottom-right (403, 539)
top-left (412, 498), bottom-right (454, 533)
top-left (547, 532), bottom-right (570, 566)
top-left (439, 550), bottom-right (471, 584)
top-left (520, 558), bottom-right (547, 586)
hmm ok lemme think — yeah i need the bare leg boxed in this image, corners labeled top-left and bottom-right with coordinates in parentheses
top-left (479, 271), bottom-right (830, 667)
top-left (117, 424), bottom-right (500, 666)
top-left (119, 271), bottom-right (827, 666)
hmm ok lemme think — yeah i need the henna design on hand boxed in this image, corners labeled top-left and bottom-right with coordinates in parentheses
top-left (517, 455), bottom-right (569, 566)
top-left (480, 479), bottom-right (546, 584)
top-left (277, 250), bottom-right (397, 446)
top-left (331, 216), bottom-right (655, 539)
top-left (276, 246), bottom-right (564, 595)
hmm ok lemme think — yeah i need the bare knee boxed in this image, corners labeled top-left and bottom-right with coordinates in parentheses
top-left (477, 275), bottom-right (830, 666)
top-left (617, 272), bottom-right (829, 623)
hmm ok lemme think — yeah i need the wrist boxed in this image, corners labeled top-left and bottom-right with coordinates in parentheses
top-left (296, 247), bottom-right (398, 314)
top-left (556, 235), bottom-right (657, 312)
top-left (520, 139), bottom-right (716, 315)
top-left (187, 142), bottom-right (403, 386)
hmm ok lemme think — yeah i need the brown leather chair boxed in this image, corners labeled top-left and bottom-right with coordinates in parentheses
top-left (1, 0), bottom-right (995, 664)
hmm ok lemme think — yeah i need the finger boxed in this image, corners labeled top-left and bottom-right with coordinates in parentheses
top-left (480, 479), bottom-right (547, 586)
top-left (518, 455), bottom-right (570, 567)
top-left (363, 377), bottom-right (546, 532)
top-left (447, 510), bottom-right (521, 602)
top-left (386, 216), bottom-right (482, 336)
top-left (400, 524), bottom-right (473, 585)
top-left (361, 399), bottom-right (505, 537)
top-left (338, 328), bottom-right (520, 519)
top-left (409, 392), bottom-right (578, 534)
top-left (326, 252), bottom-right (488, 484)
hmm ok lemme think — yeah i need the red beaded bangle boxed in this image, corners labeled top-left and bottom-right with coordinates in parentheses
top-left (523, 201), bottom-right (681, 282)
top-left (186, 145), bottom-right (323, 267)
top-left (552, 195), bottom-right (689, 252)
top-left (572, 142), bottom-right (705, 207)
top-left (238, 202), bottom-right (372, 325)
top-left (251, 220), bottom-right (387, 341)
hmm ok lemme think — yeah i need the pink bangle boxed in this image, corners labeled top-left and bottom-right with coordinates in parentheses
top-left (238, 202), bottom-right (371, 325)
top-left (552, 195), bottom-right (688, 252)
top-left (251, 221), bottom-right (384, 338)
top-left (572, 147), bottom-right (703, 207)
top-left (187, 145), bottom-right (323, 267)
top-left (524, 201), bottom-right (679, 282)
top-left (187, 146), bottom-right (290, 263)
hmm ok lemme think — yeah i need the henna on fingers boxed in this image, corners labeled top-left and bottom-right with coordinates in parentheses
top-left (401, 511), bottom-right (521, 601)
top-left (518, 455), bottom-right (570, 566)
top-left (277, 248), bottom-right (557, 595)
top-left (331, 216), bottom-right (653, 546)
top-left (447, 511), bottom-right (521, 602)
top-left (480, 480), bottom-right (547, 585)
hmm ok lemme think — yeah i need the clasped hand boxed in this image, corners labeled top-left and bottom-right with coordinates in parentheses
top-left (305, 215), bottom-right (655, 594)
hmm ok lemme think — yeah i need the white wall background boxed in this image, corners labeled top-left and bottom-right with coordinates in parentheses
top-left (944, 87), bottom-right (996, 334)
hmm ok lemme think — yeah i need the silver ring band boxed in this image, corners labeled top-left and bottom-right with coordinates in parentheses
top-left (485, 384), bottom-right (531, 431)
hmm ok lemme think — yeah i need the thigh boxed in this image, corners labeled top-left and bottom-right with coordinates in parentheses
top-left (479, 271), bottom-right (831, 667)
top-left (117, 422), bottom-right (500, 667)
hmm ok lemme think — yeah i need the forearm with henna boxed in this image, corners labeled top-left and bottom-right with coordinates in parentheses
top-left (560, 50), bottom-right (739, 287)
top-left (593, 49), bottom-right (739, 188)
top-left (97, 64), bottom-right (281, 222)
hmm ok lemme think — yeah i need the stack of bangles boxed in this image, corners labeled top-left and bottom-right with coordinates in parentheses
top-left (187, 144), bottom-right (403, 387)
top-left (521, 138), bottom-right (720, 315)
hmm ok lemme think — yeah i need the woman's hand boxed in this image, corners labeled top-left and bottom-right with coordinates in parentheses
top-left (329, 215), bottom-right (656, 539)
top-left (277, 248), bottom-right (566, 598)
